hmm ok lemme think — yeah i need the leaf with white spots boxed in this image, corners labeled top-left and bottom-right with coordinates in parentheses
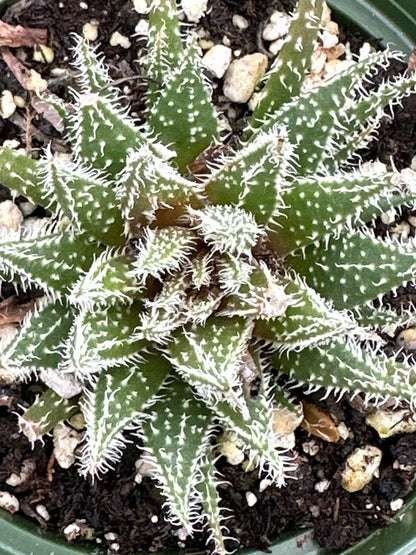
top-left (0, 147), bottom-right (52, 209)
top-left (205, 127), bottom-right (295, 225)
top-left (168, 316), bottom-right (253, 417)
top-left (147, 41), bottom-right (220, 173)
top-left (40, 155), bottom-right (125, 246)
top-left (254, 272), bottom-right (360, 350)
top-left (272, 337), bottom-right (416, 407)
top-left (331, 69), bottom-right (416, 168)
top-left (19, 388), bottom-right (80, 444)
top-left (0, 229), bottom-right (102, 299)
top-left (146, 0), bottom-right (184, 108)
top-left (249, 49), bottom-right (397, 175)
top-left (63, 302), bottom-right (147, 378)
top-left (1, 300), bottom-right (75, 379)
top-left (80, 353), bottom-right (171, 477)
top-left (140, 376), bottom-right (215, 530)
top-left (117, 144), bottom-right (204, 230)
top-left (250, 0), bottom-right (324, 129)
top-left (220, 263), bottom-right (291, 320)
top-left (189, 205), bottom-right (262, 257)
top-left (288, 228), bottom-right (416, 310)
top-left (133, 226), bottom-right (198, 282)
top-left (197, 454), bottom-right (231, 555)
top-left (212, 369), bottom-right (296, 486)
top-left (69, 248), bottom-right (143, 309)
top-left (268, 170), bottom-right (403, 255)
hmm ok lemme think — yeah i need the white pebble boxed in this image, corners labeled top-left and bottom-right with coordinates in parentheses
top-left (217, 431), bottom-right (245, 466)
top-left (341, 445), bottom-right (382, 492)
top-left (408, 215), bottom-right (416, 227)
top-left (380, 208), bottom-right (396, 225)
top-left (320, 30), bottom-right (338, 49)
top-left (0, 200), bottom-right (23, 230)
top-left (82, 21), bottom-right (99, 42)
top-left (259, 478), bottom-right (272, 492)
top-left (133, 0), bottom-right (148, 13)
top-left (390, 498), bottom-right (404, 511)
top-left (367, 408), bottom-right (416, 438)
top-left (33, 44), bottom-right (55, 64)
top-left (36, 504), bottom-right (50, 521)
top-left (223, 53), bottom-right (268, 103)
top-left (262, 11), bottom-right (291, 41)
top-left (314, 479), bottom-right (330, 493)
top-left (19, 201), bottom-right (37, 217)
top-left (397, 328), bottom-right (416, 351)
top-left (110, 31), bottom-right (131, 49)
top-left (0, 90), bottom-right (16, 118)
top-left (104, 532), bottom-right (117, 541)
top-left (79, 1), bottom-right (88, 8)
top-left (135, 19), bottom-right (149, 36)
top-left (26, 69), bottom-right (48, 93)
top-left (181, 0), bottom-right (208, 22)
top-left (40, 368), bottom-right (82, 398)
top-left (134, 458), bottom-right (154, 484)
top-left (201, 45), bottom-right (232, 78)
top-left (6, 460), bottom-right (36, 486)
top-left (64, 522), bottom-right (82, 540)
top-left (269, 38), bottom-right (285, 56)
top-left (53, 421), bottom-right (83, 469)
top-left (245, 491), bottom-right (258, 507)
top-left (0, 491), bottom-right (19, 513)
top-left (176, 526), bottom-right (189, 541)
top-left (232, 14), bottom-right (249, 30)
top-left (150, 515), bottom-right (158, 523)
top-left (391, 221), bottom-right (410, 240)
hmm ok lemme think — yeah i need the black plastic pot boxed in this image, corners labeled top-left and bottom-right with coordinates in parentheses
top-left (0, 0), bottom-right (415, 553)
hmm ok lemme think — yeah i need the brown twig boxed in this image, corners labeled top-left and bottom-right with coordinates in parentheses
top-left (0, 20), bottom-right (47, 47)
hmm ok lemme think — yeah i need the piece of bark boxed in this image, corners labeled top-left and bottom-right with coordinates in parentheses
top-left (0, 20), bottom-right (47, 47)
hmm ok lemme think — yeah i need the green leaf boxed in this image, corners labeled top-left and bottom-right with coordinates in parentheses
top-left (133, 226), bottom-right (197, 282)
top-left (118, 144), bottom-right (204, 230)
top-left (0, 147), bottom-right (50, 209)
top-left (0, 228), bottom-right (102, 298)
top-left (140, 376), bottom-right (214, 530)
top-left (250, 0), bottom-right (324, 128)
top-left (248, 50), bottom-right (395, 175)
top-left (197, 454), bottom-right (230, 554)
top-left (254, 273), bottom-right (359, 350)
top-left (205, 127), bottom-right (295, 225)
top-left (41, 155), bottom-right (125, 246)
top-left (146, 0), bottom-right (184, 108)
top-left (189, 205), bottom-right (262, 256)
top-left (63, 302), bottom-right (147, 377)
top-left (331, 69), bottom-right (416, 167)
top-left (268, 170), bottom-right (401, 255)
top-left (18, 388), bottom-right (79, 443)
top-left (80, 353), bottom-right (171, 476)
top-left (1, 300), bottom-right (74, 378)
top-left (271, 337), bottom-right (416, 405)
top-left (147, 41), bottom-right (220, 173)
top-left (220, 263), bottom-right (290, 319)
top-left (287, 228), bottom-right (416, 310)
top-left (69, 249), bottom-right (142, 308)
top-left (212, 372), bottom-right (295, 486)
top-left (168, 316), bottom-right (254, 417)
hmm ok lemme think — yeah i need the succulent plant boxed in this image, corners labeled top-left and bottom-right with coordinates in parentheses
top-left (1, 0), bottom-right (416, 551)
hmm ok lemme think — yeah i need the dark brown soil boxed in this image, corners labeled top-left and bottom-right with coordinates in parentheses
top-left (1, 1), bottom-right (416, 554)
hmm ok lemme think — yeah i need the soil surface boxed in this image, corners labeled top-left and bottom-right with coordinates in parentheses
top-left (1, 1), bottom-right (416, 554)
